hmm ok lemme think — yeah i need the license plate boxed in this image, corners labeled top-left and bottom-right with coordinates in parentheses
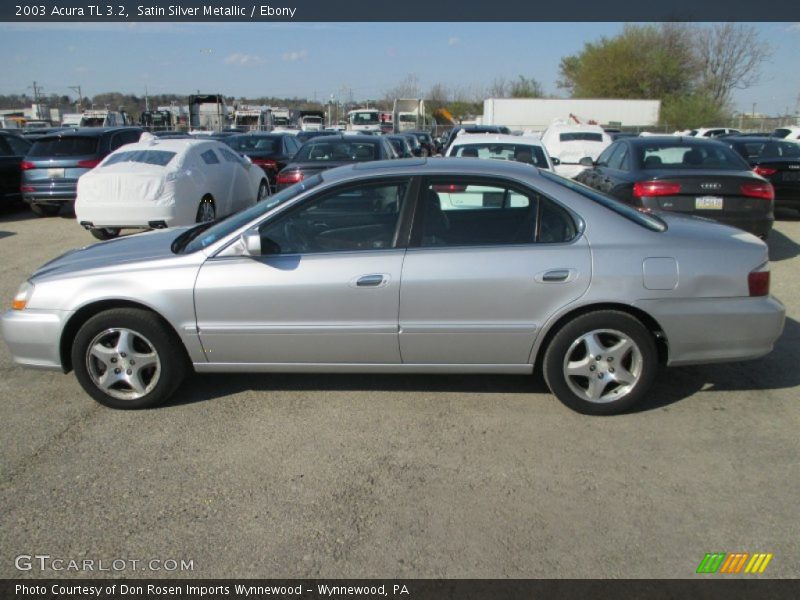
top-left (47, 168), bottom-right (64, 179)
top-left (783, 172), bottom-right (800, 182)
top-left (695, 196), bottom-right (723, 210)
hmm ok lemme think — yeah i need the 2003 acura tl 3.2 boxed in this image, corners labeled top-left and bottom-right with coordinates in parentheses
top-left (1, 158), bottom-right (786, 414)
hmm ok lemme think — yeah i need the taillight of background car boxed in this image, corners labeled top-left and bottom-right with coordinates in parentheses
top-left (276, 171), bottom-right (304, 185)
top-left (633, 181), bottom-right (681, 197)
top-left (740, 182), bottom-right (774, 201)
top-left (753, 165), bottom-right (778, 177)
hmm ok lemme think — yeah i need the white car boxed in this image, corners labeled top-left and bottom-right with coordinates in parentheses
top-left (773, 126), bottom-right (800, 142)
top-left (445, 133), bottom-right (555, 170)
top-left (689, 127), bottom-right (741, 138)
top-left (540, 123), bottom-right (611, 179)
top-left (76, 136), bottom-right (269, 240)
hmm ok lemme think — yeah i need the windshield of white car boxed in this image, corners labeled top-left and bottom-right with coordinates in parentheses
top-left (540, 170), bottom-right (666, 232)
top-left (103, 150), bottom-right (177, 167)
top-left (175, 174), bottom-right (323, 254)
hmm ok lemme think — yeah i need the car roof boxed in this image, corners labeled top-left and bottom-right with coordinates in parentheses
top-left (34, 126), bottom-right (142, 140)
top-left (116, 137), bottom-right (225, 152)
top-left (624, 136), bottom-right (730, 147)
top-left (450, 133), bottom-right (544, 147)
top-left (321, 156), bottom-right (545, 185)
top-left (723, 136), bottom-right (779, 143)
top-left (304, 134), bottom-right (381, 142)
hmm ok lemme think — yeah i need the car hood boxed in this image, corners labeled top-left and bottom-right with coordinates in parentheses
top-left (31, 227), bottom-right (191, 282)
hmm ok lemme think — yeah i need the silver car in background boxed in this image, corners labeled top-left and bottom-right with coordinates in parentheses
top-left (2, 158), bottom-right (786, 414)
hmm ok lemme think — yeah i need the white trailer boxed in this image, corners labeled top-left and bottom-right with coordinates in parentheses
top-left (234, 105), bottom-right (272, 131)
top-left (189, 94), bottom-right (229, 131)
top-left (393, 99), bottom-right (427, 133)
top-left (482, 98), bottom-right (661, 132)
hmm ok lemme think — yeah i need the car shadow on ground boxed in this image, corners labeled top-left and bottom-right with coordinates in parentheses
top-left (0, 205), bottom-right (37, 224)
top-left (163, 317), bottom-right (800, 415)
top-left (769, 211), bottom-right (800, 261)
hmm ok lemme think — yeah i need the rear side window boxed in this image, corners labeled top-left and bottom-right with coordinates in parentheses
top-left (28, 137), bottom-right (99, 157)
top-left (201, 149), bottom-right (220, 165)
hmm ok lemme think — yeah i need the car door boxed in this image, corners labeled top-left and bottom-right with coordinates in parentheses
top-left (399, 176), bottom-right (592, 365)
top-left (193, 178), bottom-right (413, 365)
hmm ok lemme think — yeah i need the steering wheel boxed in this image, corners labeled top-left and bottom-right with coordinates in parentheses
top-left (283, 221), bottom-right (313, 253)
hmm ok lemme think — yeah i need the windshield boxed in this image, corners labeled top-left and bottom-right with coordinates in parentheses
top-left (639, 143), bottom-right (748, 170)
top-left (226, 135), bottom-right (279, 153)
top-left (294, 141), bottom-right (378, 162)
top-left (177, 175), bottom-right (323, 254)
top-left (736, 140), bottom-right (800, 159)
top-left (540, 170), bottom-right (666, 232)
top-left (350, 112), bottom-right (379, 125)
top-left (103, 150), bottom-right (176, 167)
top-left (29, 136), bottom-right (99, 157)
top-left (453, 143), bottom-right (548, 167)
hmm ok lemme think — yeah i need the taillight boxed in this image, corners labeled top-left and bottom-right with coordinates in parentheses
top-left (753, 165), bottom-right (777, 177)
top-left (276, 171), bottom-right (304, 185)
top-left (252, 158), bottom-right (278, 170)
top-left (20, 185), bottom-right (34, 192)
top-left (76, 159), bottom-right (101, 169)
top-left (633, 181), bottom-right (681, 197)
top-left (432, 184), bottom-right (467, 193)
top-left (20, 160), bottom-right (36, 170)
top-left (740, 181), bottom-right (774, 201)
top-left (748, 270), bottom-right (770, 297)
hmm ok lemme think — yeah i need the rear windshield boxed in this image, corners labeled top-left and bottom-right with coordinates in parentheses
top-left (559, 132), bottom-right (603, 142)
top-left (226, 136), bottom-right (279, 153)
top-left (735, 140), bottom-right (800, 159)
top-left (540, 170), bottom-right (666, 232)
top-left (639, 143), bottom-right (748, 170)
top-left (103, 150), bottom-right (176, 167)
top-left (28, 136), bottom-right (99, 157)
top-left (453, 143), bottom-right (549, 167)
top-left (294, 141), bottom-right (378, 162)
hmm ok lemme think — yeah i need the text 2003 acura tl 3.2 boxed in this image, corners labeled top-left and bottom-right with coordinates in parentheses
top-left (1, 159), bottom-right (786, 415)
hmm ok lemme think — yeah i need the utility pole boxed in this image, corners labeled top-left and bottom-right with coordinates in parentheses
top-left (145, 86), bottom-right (150, 112)
top-left (29, 81), bottom-right (43, 119)
top-left (69, 85), bottom-right (83, 112)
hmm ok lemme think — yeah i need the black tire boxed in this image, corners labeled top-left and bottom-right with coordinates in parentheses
top-left (196, 196), bottom-right (216, 223)
top-left (29, 203), bottom-right (61, 217)
top-left (90, 227), bottom-right (121, 241)
top-left (542, 310), bottom-right (658, 415)
top-left (257, 179), bottom-right (269, 202)
top-left (71, 308), bottom-right (188, 409)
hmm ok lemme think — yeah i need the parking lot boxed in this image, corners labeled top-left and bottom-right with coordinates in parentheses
top-left (1, 206), bottom-right (798, 579)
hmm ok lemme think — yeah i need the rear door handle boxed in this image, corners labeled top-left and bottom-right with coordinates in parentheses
top-left (536, 269), bottom-right (575, 283)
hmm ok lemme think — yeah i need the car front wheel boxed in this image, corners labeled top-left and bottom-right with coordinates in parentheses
top-left (543, 310), bottom-right (658, 415)
top-left (71, 308), bottom-right (187, 409)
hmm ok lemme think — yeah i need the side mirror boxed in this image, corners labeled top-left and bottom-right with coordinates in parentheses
top-left (578, 156), bottom-right (594, 167)
top-left (242, 230), bottom-right (281, 256)
top-left (551, 157), bottom-right (561, 166)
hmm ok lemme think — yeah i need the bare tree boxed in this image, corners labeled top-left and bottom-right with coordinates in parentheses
top-left (695, 23), bottom-right (772, 106)
top-left (487, 77), bottom-right (508, 98)
top-left (383, 73), bottom-right (421, 100)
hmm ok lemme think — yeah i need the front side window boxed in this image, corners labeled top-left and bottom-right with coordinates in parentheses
top-left (418, 179), bottom-right (576, 247)
top-left (595, 143), bottom-right (618, 167)
top-left (259, 180), bottom-right (410, 254)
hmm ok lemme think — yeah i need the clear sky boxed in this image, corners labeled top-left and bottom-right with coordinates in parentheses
top-left (0, 21), bottom-right (797, 116)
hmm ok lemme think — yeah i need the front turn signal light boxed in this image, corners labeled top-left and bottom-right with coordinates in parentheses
top-left (12, 281), bottom-right (34, 310)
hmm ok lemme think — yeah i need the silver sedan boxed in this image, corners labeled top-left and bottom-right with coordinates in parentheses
top-left (1, 158), bottom-right (786, 414)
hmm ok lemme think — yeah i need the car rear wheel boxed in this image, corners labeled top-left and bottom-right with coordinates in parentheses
top-left (196, 196), bottom-right (216, 223)
top-left (257, 179), bottom-right (269, 202)
top-left (89, 227), bottom-right (121, 241)
top-left (29, 203), bottom-right (61, 217)
top-left (543, 311), bottom-right (658, 415)
top-left (71, 308), bottom-right (187, 409)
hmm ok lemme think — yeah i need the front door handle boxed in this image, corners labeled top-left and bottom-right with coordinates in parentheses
top-left (354, 274), bottom-right (388, 288)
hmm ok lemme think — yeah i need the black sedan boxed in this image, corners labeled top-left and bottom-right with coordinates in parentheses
top-left (574, 136), bottom-right (774, 238)
top-left (223, 133), bottom-right (303, 191)
top-left (408, 131), bottom-right (436, 156)
top-left (0, 131), bottom-right (32, 208)
top-left (386, 134), bottom-right (415, 158)
top-left (724, 136), bottom-right (800, 212)
top-left (275, 135), bottom-right (395, 191)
